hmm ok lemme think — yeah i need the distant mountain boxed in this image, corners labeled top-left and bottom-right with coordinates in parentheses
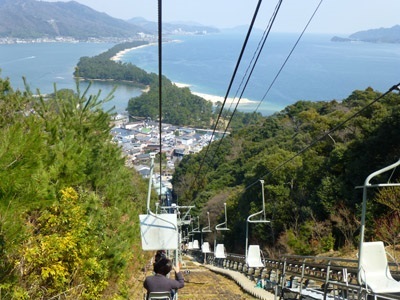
top-left (332, 25), bottom-right (400, 43)
top-left (0, 0), bottom-right (148, 40)
top-left (127, 17), bottom-right (220, 35)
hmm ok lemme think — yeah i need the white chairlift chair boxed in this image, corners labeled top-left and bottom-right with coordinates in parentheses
top-left (214, 244), bottom-right (227, 259)
top-left (148, 291), bottom-right (175, 300)
top-left (214, 203), bottom-right (230, 259)
top-left (201, 242), bottom-right (212, 253)
top-left (192, 240), bottom-right (200, 249)
top-left (245, 180), bottom-right (270, 268)
top-left (139, 153), bottom-right (178, 251)
top-left (139, 154), bottom-right (179, 300)
top-left (187, 241), bottom-right (193, 250)
top-left (246, 244), bottom-right (265, 268)
top-left (356, 159), bottom-right (400, 296)
top-left (359, 241), bottom-right (400, 294)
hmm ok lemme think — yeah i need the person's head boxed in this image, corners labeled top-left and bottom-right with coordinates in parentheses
top-left (154, 250), bottom-right (166, 264)
top-left (153, 257), bottom-right (172, 276)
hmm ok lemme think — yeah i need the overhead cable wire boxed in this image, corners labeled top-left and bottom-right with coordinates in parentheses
top-left (253, 0), bottom-right (325, 113)
top-left (207, 0), bottom-right (284, 168)
top-left (205, 0), bottom-right (324, 191)
top-left (189, 0), bottom-right (263, 197)
top-left (244, 82), bottom-right (400, 191)
top-left (158, 0), bottom-right (163, 197)
top-left (199, 0), bottom-right (322, 173)
top-left (225, 0), bottom-right (283, 114)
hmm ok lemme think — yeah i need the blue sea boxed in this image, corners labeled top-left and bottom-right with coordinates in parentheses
top-left (0, 31), bottom-right (399, 115)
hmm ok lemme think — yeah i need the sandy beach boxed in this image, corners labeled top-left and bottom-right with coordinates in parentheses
top-left (110, 47), bottom-right (257, 107)
top-left (173, 82), bottom-right (256, 105)
top-left (110, 43), bottom-right (157, 61)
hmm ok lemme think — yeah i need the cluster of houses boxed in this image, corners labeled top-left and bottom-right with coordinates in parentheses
top-left (111, 114), bottom-right (216, 197)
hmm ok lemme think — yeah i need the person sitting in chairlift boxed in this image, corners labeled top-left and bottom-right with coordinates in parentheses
top-left (144, 256), bottom-right (184, 299)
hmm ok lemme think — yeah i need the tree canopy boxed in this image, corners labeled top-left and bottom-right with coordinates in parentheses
top-left (0, 78), bottom-right (149, 298)
top-left (172, 87), bottom-right (400, 255)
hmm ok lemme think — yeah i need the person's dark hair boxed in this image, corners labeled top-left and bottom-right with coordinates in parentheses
top-left (154, 257), bottom-right (172, 276)
top-left (154, 250), bottom-right (166, 264)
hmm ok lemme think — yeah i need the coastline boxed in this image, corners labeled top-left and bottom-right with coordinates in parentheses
top-left (110, 43), bottom-right (157, 61)
top-left (173, 82), bottom-right (256, 105)
top-left (110, 43), bottom-right (257, 107)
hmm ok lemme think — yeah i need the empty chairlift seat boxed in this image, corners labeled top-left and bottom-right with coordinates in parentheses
top-left (201, 242), bottom-right (211, 253)
top-left (187, 241), bottom-right (193, 250)
top-left (192, 240), bottom-right (200, 249)
top-left (215, 244), bottom-right (226, 258)
top-left (246, 245), bottom-right (264, 268)
top-left (359, 241), bottom-right (400, 294)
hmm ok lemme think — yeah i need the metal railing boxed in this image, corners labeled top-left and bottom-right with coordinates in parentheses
top-left (188, 249), bottom-right (400, 300)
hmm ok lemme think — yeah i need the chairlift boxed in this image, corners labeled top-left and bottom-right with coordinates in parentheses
top-left (190, 216), bottom-right (200, 233)
top-left (356, 158), bottom-right (400, 293)
top-left (214, 203), bottom-right (230, 254)
top-left (187, 241), bottom-right (193, 250)
top-left (214, 244), bottom-right (227, 259)
top-left (192, 240), bottom-right (200, 249)
top-left (245, 180), bottom-right (270, 268)
top-left (201, 242), bottom-right (212, 253)
top-left (202, 212), bottom-right (212, 233)
top-left (139, 153), bottom-right (178, 250)
top-left (178, 206), bottom-right (194, 226)
top-left (215, 203), bottom-right (230, 231)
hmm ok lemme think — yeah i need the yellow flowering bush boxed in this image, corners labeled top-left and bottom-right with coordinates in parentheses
top-left (16, 187), bottom-right (108, 299)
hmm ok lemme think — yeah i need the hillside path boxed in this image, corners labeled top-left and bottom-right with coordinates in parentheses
top-left (174, 256), bottom-right (275, 300)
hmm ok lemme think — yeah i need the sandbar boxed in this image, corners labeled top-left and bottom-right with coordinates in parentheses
top-left (173, 82), bottom-right (256, 105)
top-left (110, 43), bottom-right (157, 61)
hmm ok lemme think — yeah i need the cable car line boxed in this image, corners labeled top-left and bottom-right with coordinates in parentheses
top-left (189, 0), bottom-right (324, 193)
top-left (208, 0), bottom-right (285, 169)
top-left (188, 0), bottom-right (264, 203)
top-left (253, 0), bottom-right (325, 114)
top-left (157, 0), bottom-right (163, 197)
top-left (224, 0), bottom-right (284, 115)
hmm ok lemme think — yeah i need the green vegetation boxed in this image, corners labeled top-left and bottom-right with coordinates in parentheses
top-left (75, 41), bottom-right (156, 87)
top-left (0, 79), bottom-right (149, 298)
top-left (76, 42), bottom-right (264, 129)
top-left (172, 87), bottom-right (400, 255)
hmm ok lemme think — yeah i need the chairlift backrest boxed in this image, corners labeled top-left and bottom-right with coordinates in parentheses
top-left (215, 244), bottom-right (226, 258)
top-left (148, 291), bottom-right (172, 300)
top-left (358, 241), bottom-right (400, 293)
top-left (192, 240), bottom-right (199, 249)
top-left (201, 242), bottom-right (211, 253)
top-left (139, 214), bottom-right (178, 250)
top-left (246, 245), bottom-right (264, 268)
top-left (188, 241), bottom-right (193, 250)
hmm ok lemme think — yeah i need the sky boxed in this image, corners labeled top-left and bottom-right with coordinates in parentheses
top-left (45, 0), bottom-right (400, 34)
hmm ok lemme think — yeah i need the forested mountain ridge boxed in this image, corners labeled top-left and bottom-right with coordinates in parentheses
top-left (172, 86), bottom-right (400, 255)
top-left (0, 0), bottom-right (219, 40)
top-left (0, 0), bottom-right (147, 39)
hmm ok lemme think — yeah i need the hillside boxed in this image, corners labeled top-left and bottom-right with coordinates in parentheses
top-left (0, 0), bottom-right (220, 41)
top-left (0, 76), bottom-right (152, 298)
top-left (172, 87), bottom-right (400, 255)
top-left (332, 24), bottom-right (400, 43)
top-left (0, 0), bottom-right (147, 39)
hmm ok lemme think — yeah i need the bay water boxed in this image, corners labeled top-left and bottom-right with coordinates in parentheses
top-left (0, 31), bottom-right (399, 116)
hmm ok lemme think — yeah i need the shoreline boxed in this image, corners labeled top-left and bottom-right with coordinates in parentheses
top-left (173, 82), bottom-right (257, 105)
top-left (110, 42), bottom-right (157, 61)
top-left (110, 44), bottom-right (258, 107)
